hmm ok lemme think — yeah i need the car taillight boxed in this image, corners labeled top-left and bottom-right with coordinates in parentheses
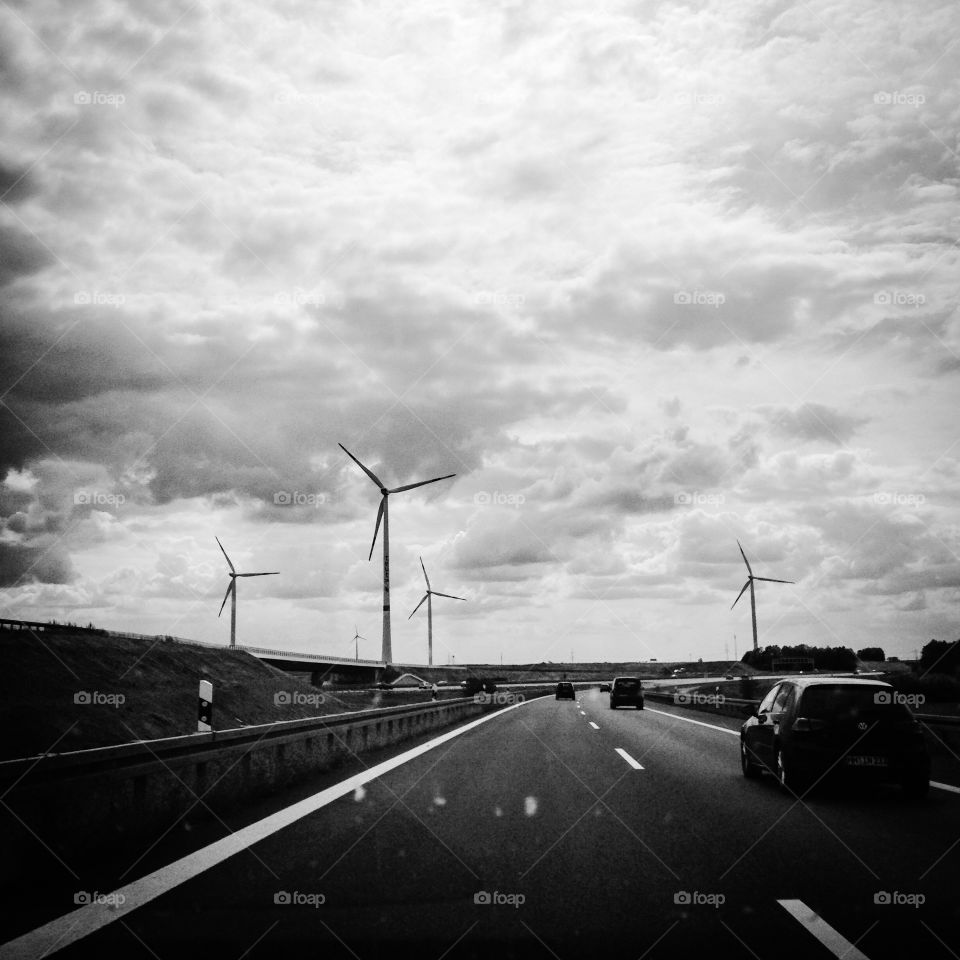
top-left (792, 717), bottom-right (827, 732)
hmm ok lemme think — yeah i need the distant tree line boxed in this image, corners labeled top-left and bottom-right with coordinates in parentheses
top-left (919, 639), bottom-right (960, 676)
top-left (741, 644), bottom-right (856, 671)
top-left (856, 647), bottom-right (886, 661)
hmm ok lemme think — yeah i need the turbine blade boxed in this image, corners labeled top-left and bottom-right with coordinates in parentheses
top-left (737, 540), bottom-right (753, 576)
top-left (368, 496), bottom-right (385, 561)
top-left (754, 577), bottom-right (794, 584)
top-left (432, 591), bottom-right (466, 601)
top-left (390, 473), bottom-right (456, 494)
top-left (237, 571), bottom-right (280, 577)
top-left (420, 555), bottom-right (430, 590)
top-left (218, 580), bottom-right (234, 617)
top-left (408, 594), bottom-right (429, 618)
top-left (339, 443), bottom-right (384, 488)
top-left (731, 580), bottom-right (750, 610)
top-left (216, 537), bottom-right (235, 573)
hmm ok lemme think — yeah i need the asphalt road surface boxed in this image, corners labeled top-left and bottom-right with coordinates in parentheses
top-left (3, 689), bottom-right (958, 959)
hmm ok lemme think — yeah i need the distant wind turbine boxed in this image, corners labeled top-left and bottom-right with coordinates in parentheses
top-left (352, 625), bottom-right (368, 661)
top-left (408, 556), bottom-right (466, 666)
top-left (339, 443), bottom-right (456, 663)
top-left (731, 540), bottom-right (793, 654)
top-left (216, 537), bottom-right (279, 649)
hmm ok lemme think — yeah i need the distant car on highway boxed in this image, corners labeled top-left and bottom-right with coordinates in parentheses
top-left (555, 681), bottom-right (575, 700)
top-left (610, 676), bottom-right (644, 710)
top-left (599, 681), bottom-right (611, 692)
top-left (740, 678), bottom-right (930, 798)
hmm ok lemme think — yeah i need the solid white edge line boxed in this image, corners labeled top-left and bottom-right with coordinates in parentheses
top-left (0, 698), bottom-right (537, 960)
top-left (588, 722), bottom-right (599, 730)
top-left (645, 707), bottom-right (960, 795)
top-left (777, 898), bottom-right (871, 960)
top-left (615, 747), bottom-right (644, 770)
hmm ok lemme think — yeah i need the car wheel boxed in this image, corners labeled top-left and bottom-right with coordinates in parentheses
top-left (740, 740), bottom-right (761, 779)
top-left (901, 770), bottom-right (929, 800)
top-left (776, 747), bottom-right (809, 795)
top-left (636, 703), bottom-right (642, 710)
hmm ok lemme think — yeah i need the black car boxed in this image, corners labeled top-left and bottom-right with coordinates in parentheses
top-left (556, 681), bottom-right (575, 700)
top-left (599, 681), bottom-right (611, 692)
top-left (740, 678), bottom-right (930, 797)
top-left (610, 676), bottom-right (644, 710)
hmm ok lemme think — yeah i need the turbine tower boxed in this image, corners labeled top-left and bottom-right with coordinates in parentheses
top-left (339, 443), bottom-right (455, 664)
top-left (216, 538), bottom-right (279, 649)
top-left (731, 540), bottom-right (793, 654)
top-left (408, 556), bottom-right (465, 666)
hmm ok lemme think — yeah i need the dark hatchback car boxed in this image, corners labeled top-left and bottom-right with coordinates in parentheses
top-left (556, 681), bottom-right (576, 700)
top-left (610, 676), bottom-right (644, 710)
top-left (740, 678), bottom-right (930, 797)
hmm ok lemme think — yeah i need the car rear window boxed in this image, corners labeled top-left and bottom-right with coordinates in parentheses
top-left (799, 685), bottom-right (912, 721)
top-left (615, 679), bottom-right (639, 689)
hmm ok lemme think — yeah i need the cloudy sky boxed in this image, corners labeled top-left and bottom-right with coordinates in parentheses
top-left (1, 0), bottom-right (958, 665)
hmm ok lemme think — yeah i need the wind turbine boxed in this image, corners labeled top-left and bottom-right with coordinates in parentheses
top-left (731, 540), bottom-right (793, 654)
top-left (408, 556), bottom-right (466, 666)
top-left (352, 625), bottom-right (368, 661)
top-left (339, 443), bottom-right (456, 663)
top-left (216, 537), bottom-right (279, 649)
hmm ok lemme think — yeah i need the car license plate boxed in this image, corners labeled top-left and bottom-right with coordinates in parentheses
top-left (846, 755), bottom-right (887, 767)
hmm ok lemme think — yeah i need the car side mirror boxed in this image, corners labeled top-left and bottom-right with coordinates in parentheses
top-left (755, 711), bottom-right (766, 724)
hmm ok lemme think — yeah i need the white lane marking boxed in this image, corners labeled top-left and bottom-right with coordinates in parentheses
top-left (615, 747), bottom-right (644, 770)
top-left (648, 709), bottom-right (960, 795)
top-left (777, 899), bottom-right (871, 959)
top-left (931, 780), bottom-right (960, 795)
top-left (0, 698), bottom-right (536, 960)
top-left (579, 710), bottom-right (586, 716)
top-left (589, 721), bottom-right (599, 730)
top-left (645, 706), bottom-right (739, 736)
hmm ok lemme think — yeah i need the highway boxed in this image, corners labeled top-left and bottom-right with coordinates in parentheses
top-left (2, 689), bottom-right (959, 958)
